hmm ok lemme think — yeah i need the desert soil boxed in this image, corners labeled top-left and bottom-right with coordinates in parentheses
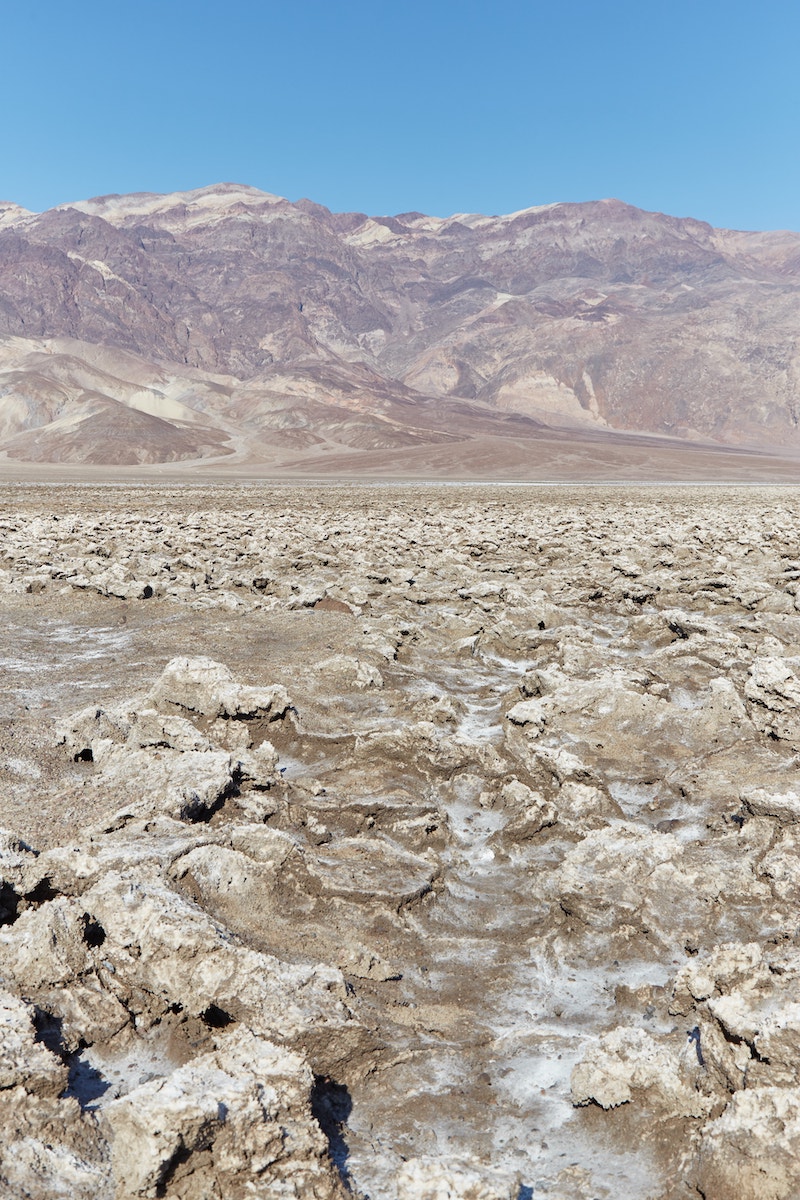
top-left (2, 482), bottom-right (800, 1199)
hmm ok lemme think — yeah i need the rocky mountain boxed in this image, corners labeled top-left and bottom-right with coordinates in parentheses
top-left (1, 184), bottom-right (799, 473)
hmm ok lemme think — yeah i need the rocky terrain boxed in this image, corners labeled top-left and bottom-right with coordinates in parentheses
top-left (1, 185), bottom-right (800, 474)
top-left (2, 482), bottom-right (800, 1197)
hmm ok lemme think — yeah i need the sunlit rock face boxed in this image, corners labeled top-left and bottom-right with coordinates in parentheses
top-left (1, 185), bottom-right (800, 468)
top-left (3, 482), bottom-right (800, 1197)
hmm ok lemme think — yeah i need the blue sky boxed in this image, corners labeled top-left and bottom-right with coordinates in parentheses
top-left (4, 0), bottom-right (799, 230)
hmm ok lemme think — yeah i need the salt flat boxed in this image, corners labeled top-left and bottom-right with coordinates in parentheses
top-left (1, 483), bottom-right (800, 1199)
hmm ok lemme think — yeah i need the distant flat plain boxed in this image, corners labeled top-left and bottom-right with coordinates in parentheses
top-left (0, 419), bottom-right (799, 486)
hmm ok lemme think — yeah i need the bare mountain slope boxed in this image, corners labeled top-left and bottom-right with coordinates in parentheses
top-left (1, 184), bottom-right (799, 472)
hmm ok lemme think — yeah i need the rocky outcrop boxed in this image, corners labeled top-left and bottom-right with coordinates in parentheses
top-left (100, 1032), bottom-right (345, 1200)
top-left (0, 657), bottom-right (373, 1198)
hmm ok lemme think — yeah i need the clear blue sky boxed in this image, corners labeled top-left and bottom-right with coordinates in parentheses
top-left (4, 0), bottom-right (799, 230)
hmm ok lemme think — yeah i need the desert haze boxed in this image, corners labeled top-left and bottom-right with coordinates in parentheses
top-left (0, 183), bottom-right (799, 478)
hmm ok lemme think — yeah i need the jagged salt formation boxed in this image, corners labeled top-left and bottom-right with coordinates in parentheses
top-left (2, 485), bottom-right (800, 1197)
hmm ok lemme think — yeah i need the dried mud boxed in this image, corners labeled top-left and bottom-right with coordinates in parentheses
top-left (2, 483), bottom-right (800, 1199)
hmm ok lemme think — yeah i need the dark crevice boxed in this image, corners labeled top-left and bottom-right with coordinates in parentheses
top-left (179, 788), bottom-right (230, 824)
top-left (64, 1052), bottom-right (113, 1110)
top-left (33, 1006), bottom-right (113, 1112)
top-left (33, 1006), bottom-right (66, 1058)
top-left (688, 1026), bottom-right (705, 1066)
top-left (33, 1008), bottom-right (112, 1108)
top-left (81, 913), bottom-right (106, 947)
top-left (311, 1074), bottom-right (354, 1191)
top-left (25, 876), bottom-right (58, 906)
top-left (717, 1021), bottom-right (769, 1064)
top-left (201, 1004), bottom-right (234, 1029)
top-left (0, 881), bottom-right (20, 925)
top-left (155, 1143), bottom-right (196, 1197)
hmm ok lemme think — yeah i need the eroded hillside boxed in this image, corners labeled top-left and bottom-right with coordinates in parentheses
top-left (1, 187), bottom-right (800, 468)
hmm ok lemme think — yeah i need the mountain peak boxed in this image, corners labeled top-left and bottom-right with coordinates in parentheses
top-left (0, 201), bottom-right (34, 229)
top-left (61, 183), bottom-right (286, 225)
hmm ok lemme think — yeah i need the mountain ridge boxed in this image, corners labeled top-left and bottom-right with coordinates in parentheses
top-left (1, 184), bottom-right (799, 475)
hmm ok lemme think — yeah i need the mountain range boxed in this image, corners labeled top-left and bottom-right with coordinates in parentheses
top-left (1, 183), bottom-right (799, 477)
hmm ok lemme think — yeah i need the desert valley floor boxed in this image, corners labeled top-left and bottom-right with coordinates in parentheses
top-left (3, 482), bottom-right (800, 1199)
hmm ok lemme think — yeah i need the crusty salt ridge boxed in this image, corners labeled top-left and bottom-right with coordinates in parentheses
top-left (4, 482), bottom-right (800, 1197)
